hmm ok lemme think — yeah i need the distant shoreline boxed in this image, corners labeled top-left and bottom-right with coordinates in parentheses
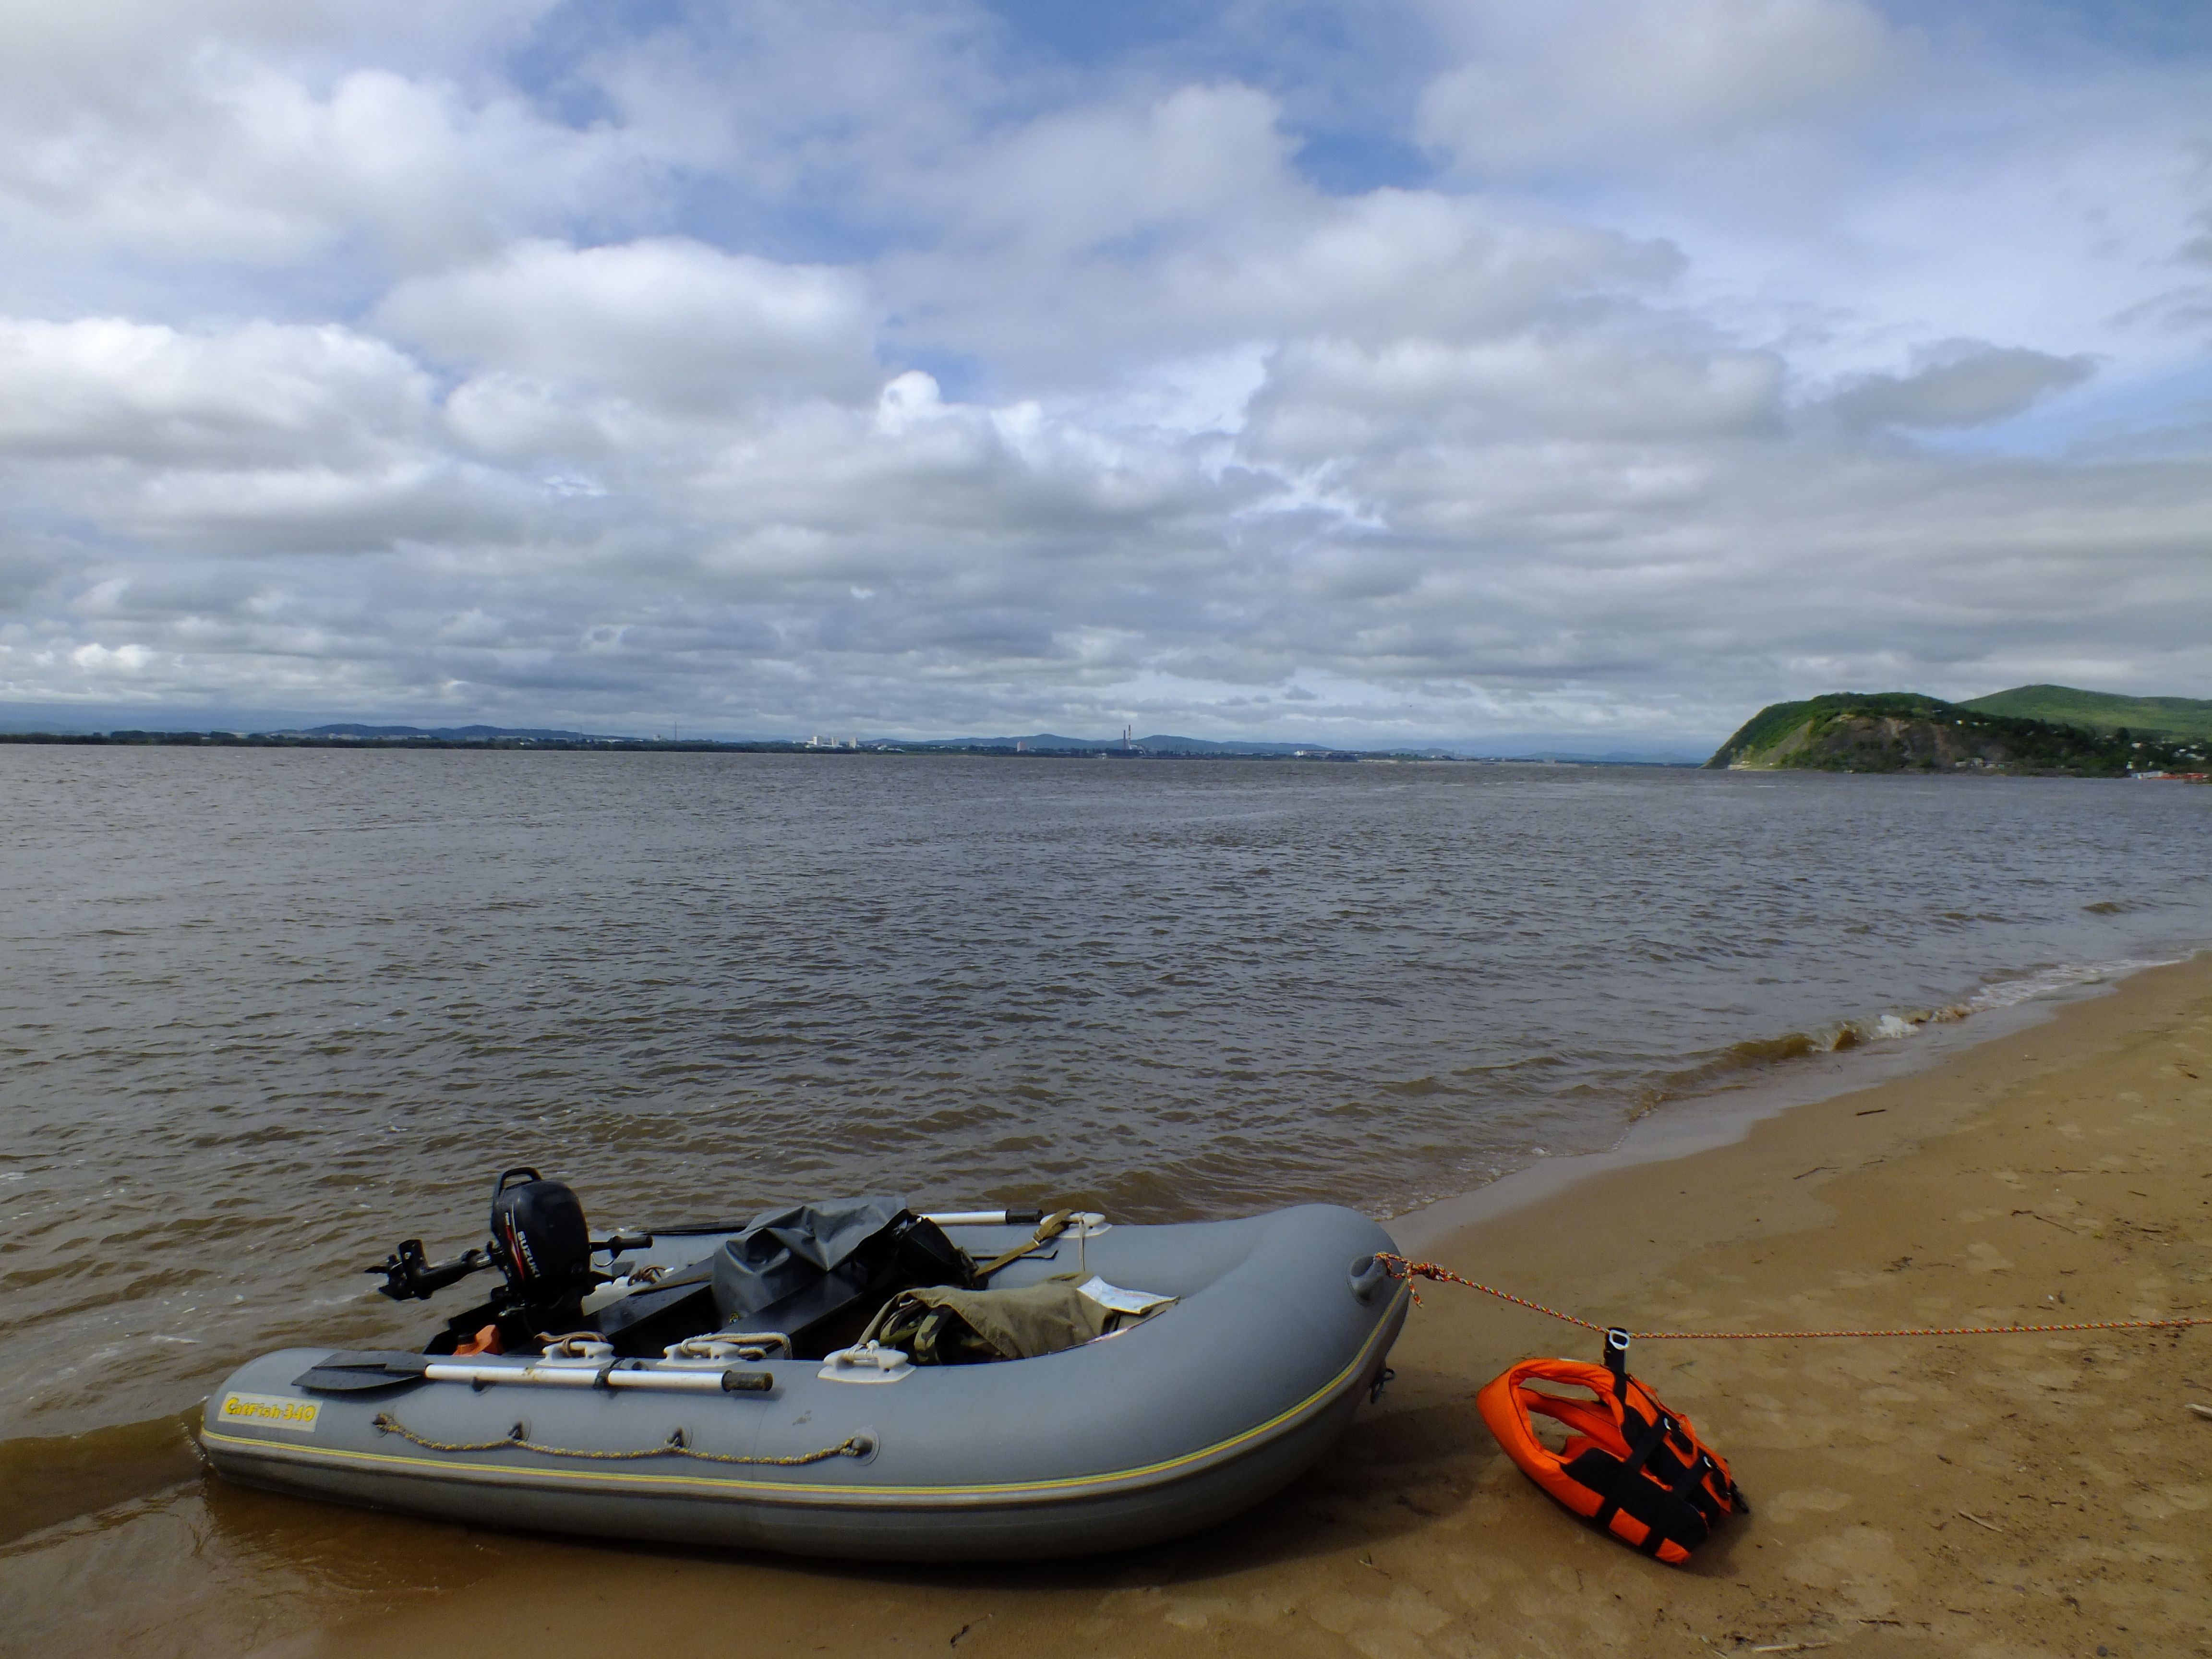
top-left (0, 730), bottom-right (1702, 765)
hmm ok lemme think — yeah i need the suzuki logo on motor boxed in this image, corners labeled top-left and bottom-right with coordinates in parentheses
top-left (508, 1220), bottom-right (539, 1280)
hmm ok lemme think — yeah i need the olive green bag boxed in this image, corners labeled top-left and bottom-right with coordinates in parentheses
top-left (867, 1274), bottom-right (1159, 1365)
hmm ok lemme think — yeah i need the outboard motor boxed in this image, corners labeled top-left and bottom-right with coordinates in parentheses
top-left (367, 1164), bottom-right (653, 1353)
top-left (486, 1166), bottom-right (593, 1324)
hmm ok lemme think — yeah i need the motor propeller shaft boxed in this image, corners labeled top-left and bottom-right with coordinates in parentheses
top-left (368, 1238), bottom-right (493, 1301)
top-left (368, 1227), bottom-right (652, 1302)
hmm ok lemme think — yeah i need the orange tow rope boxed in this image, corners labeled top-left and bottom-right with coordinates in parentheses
top-left (1374, 1253), bottom-right (2212, 1340)
top-left (1377, 1251), bottom-right (2205, 1567)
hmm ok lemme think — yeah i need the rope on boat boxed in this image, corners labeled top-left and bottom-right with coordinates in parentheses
top-left (372, 1413), bottom-right (870, 1465)
top-left (974, 1209), bottom-right (1079, 1281)
top-left (1374, 1253), bottom-right (2212, 1341)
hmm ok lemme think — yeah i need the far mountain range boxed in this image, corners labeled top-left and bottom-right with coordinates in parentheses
top-left (276, 726), bottom-right (1384, 754)
top-left (5, 685), bottom-right (2203, 768)
top-left (280, 725), bottom-right (1583, 758)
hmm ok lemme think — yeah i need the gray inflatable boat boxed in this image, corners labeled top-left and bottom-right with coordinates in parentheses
top-left (200, 1181), bottom-right (1407, 1560)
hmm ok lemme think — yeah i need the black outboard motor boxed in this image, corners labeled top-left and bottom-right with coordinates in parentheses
top-left (366, 1165), bottom-right (654, 1354)
top-left (486, 1166), bottom-right (594, 1326)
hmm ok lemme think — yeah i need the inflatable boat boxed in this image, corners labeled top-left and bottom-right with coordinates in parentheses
top-left (200, 1172), bottom-right (1408, 1559)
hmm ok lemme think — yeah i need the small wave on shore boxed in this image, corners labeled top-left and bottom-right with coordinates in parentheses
top-left (1627, 953), bottom-right (2189, 1120)
top-left (1959, 955), bottom-right (2182, 1011)
top-left (0, 1408), bottom-right (203, 1551)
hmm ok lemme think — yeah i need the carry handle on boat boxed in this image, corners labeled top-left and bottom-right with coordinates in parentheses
top-left (918, 1210), bottom-right (1045, 1227)
top-left (640, 1208), bottom-right (1052, 1237)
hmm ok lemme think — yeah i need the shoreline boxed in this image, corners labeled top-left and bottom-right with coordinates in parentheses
top-left (0, 732), bottom-right (1621, 762)
top-left (5, 954), bottom-right (2208, 1657)
top-left (1387, 952), bottom-right (2190, 1255)
top-left (1344, 948), bottom-right (2212, 1657)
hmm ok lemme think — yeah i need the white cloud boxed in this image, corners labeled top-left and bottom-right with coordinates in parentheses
top-left (0, 0), bottom-right (526, 104)
top-left (380, 239), bottom-right (880, 410)
top-left (1248, 332), bottom-right (1783, 463)
top-left (948, 84), bottom-right (1299, 257)
top-left (0, 25), bottom-right (632, 291)
top-left (0, 316), bottom-right (430, 464)
top-left (1417, 0), bottom-right (1902, 174)
top-left (1827, 340), bottom-right (2097, 430)
top-left (0, 0), bottom-right (2209, 739)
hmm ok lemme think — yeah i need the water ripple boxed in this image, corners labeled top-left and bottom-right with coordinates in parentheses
top-left (1, 748), bottom-right (2207, 1438)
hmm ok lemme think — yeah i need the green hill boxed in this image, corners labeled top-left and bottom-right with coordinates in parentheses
top-left (1705, 692), bottom-right (2209, 775)
top-left (1958, 685), bottom-right (2212, 742)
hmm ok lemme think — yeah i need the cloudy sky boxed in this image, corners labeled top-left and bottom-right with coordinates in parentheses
top-left (1, 0), bottom-right (2208, 748)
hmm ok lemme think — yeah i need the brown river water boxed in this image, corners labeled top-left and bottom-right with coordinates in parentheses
top-left (1, 746), bottom-right (2207, 1649)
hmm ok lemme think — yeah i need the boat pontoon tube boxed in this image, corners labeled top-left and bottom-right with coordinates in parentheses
top-left (200, 1204), bottom-right (1409, 1560)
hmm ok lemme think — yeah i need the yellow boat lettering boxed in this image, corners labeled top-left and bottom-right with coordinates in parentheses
top-left (219, 1392), bottom-right (321, 1432)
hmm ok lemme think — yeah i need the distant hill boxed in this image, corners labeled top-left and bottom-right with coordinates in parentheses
top-left (291, 723), bottom-right (627, 742)
top-left (909, 733), bottom-right (1362, 756)
top-left (1704, 692), bottom-right (2209, 775)
top-left (1958, 685), bottom-right (2212, 742)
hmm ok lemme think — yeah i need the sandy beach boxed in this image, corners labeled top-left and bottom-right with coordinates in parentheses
top-left (208, 952), bottom-right (2203, 1659)
top-left (11, 953), bottom-right (2207, 1659)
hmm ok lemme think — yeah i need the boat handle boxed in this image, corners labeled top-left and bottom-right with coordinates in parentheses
top-left (817, 1341), bottom-right (914, 1383)
top-left (421, 1361), bottom-right (776, 1395)
top-left (1348, 1255), bottom-right (1391, 1303)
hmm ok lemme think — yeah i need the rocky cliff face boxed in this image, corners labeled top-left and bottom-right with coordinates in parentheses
top-left (1705, 693), bottom-right (2208, 775)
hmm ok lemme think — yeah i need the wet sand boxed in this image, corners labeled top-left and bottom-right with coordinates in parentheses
top-left (13, 955), bottom-right (2211, 1659)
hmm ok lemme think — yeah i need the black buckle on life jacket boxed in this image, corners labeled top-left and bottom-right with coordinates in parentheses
top-left (1590, 1408), bottom-right (1672, 1544)
top-left (1604, 1326), bottom-right (1630, 1387)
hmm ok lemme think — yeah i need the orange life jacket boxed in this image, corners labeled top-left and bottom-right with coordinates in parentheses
top-left (1476, 1340), bottom-right (1746, 1565)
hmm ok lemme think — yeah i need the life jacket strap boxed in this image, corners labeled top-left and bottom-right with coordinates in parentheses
top-left (1589, 1410), bottom-right (1671, 1538)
